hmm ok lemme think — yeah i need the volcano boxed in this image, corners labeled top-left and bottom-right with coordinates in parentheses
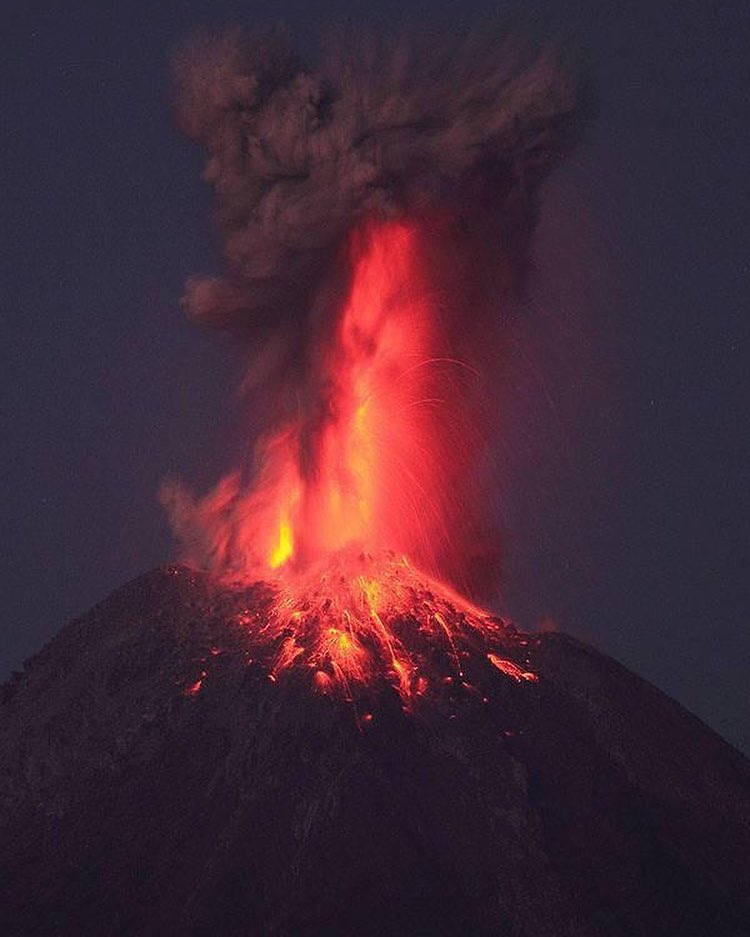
top-left (1, 565), bottom-right (749, 936)
top-left (5, 29), bottom-right (747, 937)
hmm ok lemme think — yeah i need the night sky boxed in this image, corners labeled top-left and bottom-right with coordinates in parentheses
top-left (3, 1), bottom-right (748, 752)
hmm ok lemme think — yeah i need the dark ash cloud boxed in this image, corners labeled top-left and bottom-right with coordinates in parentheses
top-left (172, 25), bottom-right (580, 338)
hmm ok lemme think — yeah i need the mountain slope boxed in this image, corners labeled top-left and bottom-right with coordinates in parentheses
top-left (1, 566), bottom-right (749, 936)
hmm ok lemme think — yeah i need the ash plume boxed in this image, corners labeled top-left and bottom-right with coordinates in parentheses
top-left (172, 24), bottom-right (578, 342)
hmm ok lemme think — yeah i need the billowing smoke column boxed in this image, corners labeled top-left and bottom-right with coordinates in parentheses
top-left (162, 25), bottom-right (579, 602)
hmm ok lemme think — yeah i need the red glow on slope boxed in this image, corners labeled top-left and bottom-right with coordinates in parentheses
top-left (259, 550), bottom-right (504, 703)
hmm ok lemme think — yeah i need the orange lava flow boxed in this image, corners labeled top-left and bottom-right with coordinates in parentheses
top-left (259, 549), bottom-right (508, 703)
top-left (180, 220), bottom-right (536, 700)
top-left (486, 653), bottom-right (539, 684)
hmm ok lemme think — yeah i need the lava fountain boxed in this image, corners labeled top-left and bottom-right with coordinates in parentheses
top-left (162, 26), bottom-right (581, 705)
top-left (164, 219), bottom-right (527, 703)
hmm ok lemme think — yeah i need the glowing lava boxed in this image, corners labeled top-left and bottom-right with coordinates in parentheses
top-left (248, 220), bottom-right (452, 574)
top-left (170, 220), bottom-right (533, 701)
top-left (249, 549), bottom-right (511, 704)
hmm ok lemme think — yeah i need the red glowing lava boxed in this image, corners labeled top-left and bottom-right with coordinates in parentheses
top-left (250, 549), bottom-right (510, 704)
top-left (170, 220), bottom-right (533, 701)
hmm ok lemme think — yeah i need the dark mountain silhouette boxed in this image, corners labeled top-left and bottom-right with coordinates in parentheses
top-left (2, 566), bottom-right (749, 936)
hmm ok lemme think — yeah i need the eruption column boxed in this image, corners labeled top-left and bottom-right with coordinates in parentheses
top-left (162, 25), bottom-right (581, 701)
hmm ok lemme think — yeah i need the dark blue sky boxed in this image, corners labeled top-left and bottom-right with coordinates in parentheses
top-left (2, 1), bottom-right (748, 751)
